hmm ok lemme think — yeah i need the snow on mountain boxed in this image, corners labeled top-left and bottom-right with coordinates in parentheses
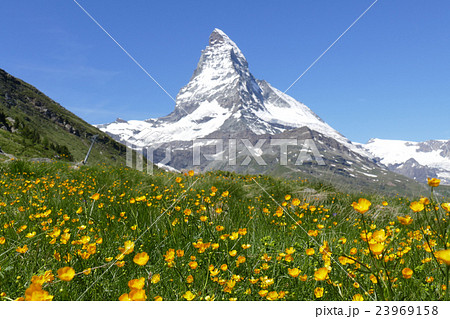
top-left (98, 28), bottom-right (368, 156)
top-left (363, 138), bottom-right (450, 184)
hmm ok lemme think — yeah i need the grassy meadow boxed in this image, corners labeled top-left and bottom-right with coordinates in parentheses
top-left (0, 160), bottom-right (449, 301)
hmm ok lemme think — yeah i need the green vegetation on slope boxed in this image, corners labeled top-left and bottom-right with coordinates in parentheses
top-left (0, 68), bottom-right (126, 164)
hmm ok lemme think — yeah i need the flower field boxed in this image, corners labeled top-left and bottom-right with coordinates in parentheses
top-left (0, 160), bottom-right (449, 301)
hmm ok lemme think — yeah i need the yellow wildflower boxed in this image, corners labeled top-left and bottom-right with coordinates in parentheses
top-left (133, 252), bottom-right (149, 266)
top-left (57, 267), bottom-right (75, 282)
top-left (427, 178), bottom-right (440, 187)
top-left (314, 287), bottom-right (324, 298)
top-left (351, 198), bottom-right (371, 214)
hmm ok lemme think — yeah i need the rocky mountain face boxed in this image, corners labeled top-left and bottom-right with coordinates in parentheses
top-left (98, 29), bottom-right (430, 195)
top-left (363, 139), bottom-right (450, 185)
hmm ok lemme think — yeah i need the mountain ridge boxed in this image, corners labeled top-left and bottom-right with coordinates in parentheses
top-left (0, 68), bottom-right (127, 164)
top-left (362, 138), bottom-right (450, 184)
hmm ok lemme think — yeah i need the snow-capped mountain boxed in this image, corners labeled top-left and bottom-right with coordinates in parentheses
top-left (98, 28), bottom-right (366, 156)
top-left (363, 138), bottom-right (450, 184)
top-left (97, 28), bottom-right (430, 195)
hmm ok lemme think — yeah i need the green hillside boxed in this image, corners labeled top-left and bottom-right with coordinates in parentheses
top-left (0, 68), bottom-right (127, 165)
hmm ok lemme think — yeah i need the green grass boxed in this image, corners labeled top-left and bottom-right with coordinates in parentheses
top-left (0, 161), bottom-right (449, 301)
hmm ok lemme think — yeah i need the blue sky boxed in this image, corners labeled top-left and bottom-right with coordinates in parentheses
top-left (1, 0), bottom-right (449, 143)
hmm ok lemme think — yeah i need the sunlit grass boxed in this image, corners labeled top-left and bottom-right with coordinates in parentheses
top-left (0, 160), bottom-right (449, 301)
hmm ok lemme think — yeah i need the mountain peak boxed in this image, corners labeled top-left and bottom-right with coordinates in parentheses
top-left (206, 28), bottom-right (246, 64)
top-left (100, 28), bottom-right (360, 156)
top-left (209, 28), bottom-right (231, 46)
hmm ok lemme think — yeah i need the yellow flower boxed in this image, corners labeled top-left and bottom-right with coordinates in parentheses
top-left (292, 198), bottom-right (301, 206)
top-left (370, 274), bottom-right (378, 284)
top-left (285, 247), bottom-right (296, 254)
top-left (188, 261), bottom-right (198, 270)
top-left (402, 268), bottom-right (413, 279)
top-left (306, 248), bottom-right (315, 256)
top-left (266, 291), bottom-right (278, 301)
top-left (338, 256), bottom-right (355, 265)
top-left (31, 271), bottom-right (54, 285)
top-left (184, 209), bottom-right (192, 216)
top-left (133, 252), bottom-right (149, 266)
top-left (118, 293), bottom-right (131, 301)
top-left (135, 196), bottom-right (146, 202)
top-left (176, 249), bottom-right (184, 257)
top-left (186, 275), bottom-right (194, 284)
top-left (188, 170), bottom-right (195, 177)
top-left (258, 290), bottom-right (268, 297)
top-left (151, 274), bottom-right (161, 284)
top-left (0, 237), bottom-right (5, 245)
top-left (352, 294), bottom-right (364, 301)
top-left (372, 229), bottom-right (387, 243)
top-left (229, 250), bottom-right (237, 257)
top-left (16, 245), bottom-right (28, 254)
top-left (369, 242), bottom-right (385, 255)
top-left (25, 232), bottom-right (36, 238)
top-left (183, 291), bottom-right (196, 301)
top-left (288, 268), bottom-right (301, 278)
top-left (83, 268), bottom-right (91, 275)
top-left (129, 289), bottom-right (147, 301)
top-left (154, 296), bottom-right (163, 301)
top-left (220, 264), bottom-right (228, 271)
top-left (90, 193), bottom-right (100, 201)
top-left (382, 201), bottom-right (388, 206)
top-left (229, 232), bottom-right (239, 240)
top-left (410, 201), bottom-right (424, 213)
top-left (308, 230), bottom-right (319, 237)
top-left (314, 287), bottom-right (324, 298)
top-left (351, 198), bottom-right (371, 214)
top-left (119, 241), bottom-right (135, 255)
top-left (397, 215), bottom-right (413, 225)
top-left (427, 178), bottom-right (440, 187)
top-left (128, 277), bottom-right (145, 290)
top-left (25, 284), bottom-right (53, 301)
top-left (314, 267), bottom-right (329, 281)
top-left (435, 249), bottom-right (450, 266)
top-left (115, 253), bottom-right (125, 261)
top-left (441, 203), bottom-right (450, 212)
top-left (57, 267), bottom-right (75, 282)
